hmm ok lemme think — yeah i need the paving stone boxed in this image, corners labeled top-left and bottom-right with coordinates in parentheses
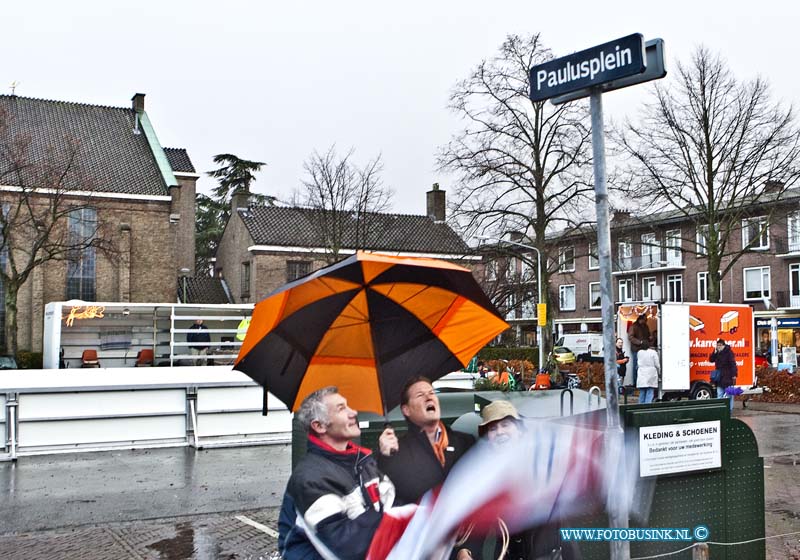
top-left (0, 509), bottom-right (281, 560)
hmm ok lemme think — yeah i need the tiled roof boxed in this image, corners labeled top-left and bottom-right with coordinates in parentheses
top-left (178, 276), bottom-right (233, 304)
top-left (238, 206), bottom-right (471, 255)
top-left (164, 147), bottom-right (196, 173)
top-left (545, 186), bottom-right (800, 242)
top-left (0, 94), bottom-right (168, 196)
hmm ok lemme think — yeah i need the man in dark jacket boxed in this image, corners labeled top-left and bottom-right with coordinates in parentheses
top-left (280, 386), bottom-right (395, 560)
top-left (710, 338), bottom-right (738, 412)
top-left (627, 314), bottom-right (652, 386)
top-left (186, 319), bottom-right (211, 366)
top-left (377, 376), bottom-right (477, 559)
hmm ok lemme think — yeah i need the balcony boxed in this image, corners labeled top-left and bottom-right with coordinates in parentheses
top-left (773, 236), bottom-right (800, 257)
top-left (613, 252), bottom-right (684, 274)
top-left (774, 290), bottom-right (800, 309)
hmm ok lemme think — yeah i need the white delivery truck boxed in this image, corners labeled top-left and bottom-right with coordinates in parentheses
top-left (556, 333), bottom-right (604, 363)
top-left (617, 302), bottom-right (756, 400)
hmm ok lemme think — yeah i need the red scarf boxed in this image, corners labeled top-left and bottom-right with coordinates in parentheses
top-left (308, 433), bottom-right (372, 456)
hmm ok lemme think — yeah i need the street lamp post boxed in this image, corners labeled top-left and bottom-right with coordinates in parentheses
top-left (478, 236), bottom-right (544, 374)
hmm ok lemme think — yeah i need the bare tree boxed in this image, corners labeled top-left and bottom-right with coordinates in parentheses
top-left (298, 145), bottom-right (393, 263)
top-left (0, 109), bottom-right (116, 355)
top-left (618, 46), bottom-right (800, 302)
top-left (438, 34), bottom-right (594, 334)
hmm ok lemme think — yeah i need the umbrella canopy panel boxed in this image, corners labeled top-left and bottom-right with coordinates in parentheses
top-left (235, 252), bottom-right (508, 415)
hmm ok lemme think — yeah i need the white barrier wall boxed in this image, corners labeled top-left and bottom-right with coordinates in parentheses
top-left (0, 367), bottom-right (476, 460)
top-left (0, 366), bottom-right (291, 459)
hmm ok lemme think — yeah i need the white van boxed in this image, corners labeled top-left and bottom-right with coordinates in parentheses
top-left (555, 333), bottom-right (603, 362)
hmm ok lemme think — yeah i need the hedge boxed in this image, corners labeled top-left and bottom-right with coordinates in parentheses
top-left (477, 347), bottom-right (539, 364)
top-left (16, 351), bottom-right (43, 369)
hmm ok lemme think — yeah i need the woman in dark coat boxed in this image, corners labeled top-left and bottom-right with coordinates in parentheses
top-left (709, 338), bottom-right (737, 411)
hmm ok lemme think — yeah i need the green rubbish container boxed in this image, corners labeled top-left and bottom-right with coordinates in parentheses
top-left (575, 398), bottom-right (764, 560)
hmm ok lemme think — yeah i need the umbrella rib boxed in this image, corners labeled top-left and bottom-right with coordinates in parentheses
top-left (316, 276), bottom-right (349, 295)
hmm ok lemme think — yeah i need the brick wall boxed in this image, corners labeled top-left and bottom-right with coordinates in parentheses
top-left (215, 209), bottom-right (255, 303)
top-left (172, 175), bottom-right (197, 275)
top-left (11, 195), bottom-right (175, 352)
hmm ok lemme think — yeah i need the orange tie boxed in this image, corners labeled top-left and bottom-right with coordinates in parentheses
top-left (431, 421), bottom-right (449, 467)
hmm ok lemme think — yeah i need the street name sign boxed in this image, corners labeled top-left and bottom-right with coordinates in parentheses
top-left (529, 33), bottom-right (646, 102)
top-left (551, 39), bottom-right (666, 105)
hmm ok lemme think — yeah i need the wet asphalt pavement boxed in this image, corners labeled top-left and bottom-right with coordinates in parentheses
top-left (0, 405), bottom-right (799, 559)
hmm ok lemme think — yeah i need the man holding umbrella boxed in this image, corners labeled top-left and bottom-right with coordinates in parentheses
top-left (377, 376), bottom-right (478, 558)
top-left (281, 386), bottom-right (396, 560)
top-left (377, 376), bottom-right (474, 504)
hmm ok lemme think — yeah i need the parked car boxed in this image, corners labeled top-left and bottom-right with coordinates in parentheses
top-left (0, 355), bottom-right (17, 369)
top-left (551, 346), bottom-right (576, 365)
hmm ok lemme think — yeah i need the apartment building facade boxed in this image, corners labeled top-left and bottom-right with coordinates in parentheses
top-left (488, 189), bottom-right (800, 356)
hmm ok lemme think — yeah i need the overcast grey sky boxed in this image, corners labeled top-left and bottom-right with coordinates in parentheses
top-left (6, 1), bottom-right (795, 214)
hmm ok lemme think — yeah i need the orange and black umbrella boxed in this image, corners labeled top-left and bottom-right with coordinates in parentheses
top-left (234, 251), bottom-right (508, 415)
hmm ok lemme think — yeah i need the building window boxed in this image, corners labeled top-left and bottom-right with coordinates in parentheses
top-left (520, 290), bottom-right (535, 319)
top-left (618, 279), bottom-right (633, 302)
top-left (287, 260), bottom-right (312, 282)
top-left (790, 264), bottom-right (800, 307)
top-left (742, 216), bottom-right (769, 250)
top-left (520, 257), bottom-right (534, 281)
top-left (696, 225), bottom-right (709, 256)
top-left (589, 282), bottom-right (601, 309)
top-left (788, 212), bottom-right (800, 252)
top-left (743, 266), bottom-right (770, 300)
top-left (504, 292), bottom-right (517, 321)
top-left (667, 274), bottom-right (683, 302)
top-left (666, 229), bottom-right (682, 265)
top-left (485, 261), bottom-right (497, 282)
top-left (241, 262), bottom-right (251, 297)
top-left (642, 277), bottom-right (657, 301)
top-left (66, 207), bottom-right (97, 301)
top-left (618, 239), bottom-right (632, 270)
top-left (0, 246), bottom-right (5, 348)
top-left (697, 272), bottom-right (709, 303)
top-left (588, 242), bottom-right (599, 270)
top-left (641, 233), bottom-right (659, 268)
top-left (559, 247), bottom-right (575, 273)
top-left (559, 284), bottom-right (576, 311)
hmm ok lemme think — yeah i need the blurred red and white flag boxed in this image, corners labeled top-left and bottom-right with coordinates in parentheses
top-left (380, 416), bottom-right (615, 560)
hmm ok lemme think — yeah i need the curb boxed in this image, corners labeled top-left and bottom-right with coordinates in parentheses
top-left (739, 401), bottom-right (800, 414)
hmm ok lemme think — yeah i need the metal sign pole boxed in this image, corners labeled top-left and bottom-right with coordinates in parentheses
top-left (590, 88), bottom-right (629, 560)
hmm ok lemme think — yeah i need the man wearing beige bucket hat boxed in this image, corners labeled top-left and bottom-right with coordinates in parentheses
top-left (478, 400), bottom-right (579, 560)
top-left (478, 400), bottom-right (522, 445)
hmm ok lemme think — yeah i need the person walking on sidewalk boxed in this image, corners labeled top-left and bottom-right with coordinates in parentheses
top-left (710, 338), bottom-right (737, 412)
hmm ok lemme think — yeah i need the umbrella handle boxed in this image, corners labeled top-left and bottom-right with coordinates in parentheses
top-left (382, 421), bottom-right (398, 456)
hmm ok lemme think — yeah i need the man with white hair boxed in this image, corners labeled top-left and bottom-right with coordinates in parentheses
top-left (279, 386), bottom-right (395, 560)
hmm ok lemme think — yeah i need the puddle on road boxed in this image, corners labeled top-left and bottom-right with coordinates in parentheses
top-left (147, 521), bottom-right (224, 559)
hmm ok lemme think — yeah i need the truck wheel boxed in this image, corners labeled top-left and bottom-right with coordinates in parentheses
top-left (690, 383), bottom-right (714, 400)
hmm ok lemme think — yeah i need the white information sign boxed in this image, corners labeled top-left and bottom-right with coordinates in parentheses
top-left (639, 420), bottom-right (721, 477)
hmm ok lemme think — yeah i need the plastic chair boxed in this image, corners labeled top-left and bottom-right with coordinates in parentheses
top-left (81, 349), bottom-right (100, 368)
top-left (135, 349), bottom-right (154, 367)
